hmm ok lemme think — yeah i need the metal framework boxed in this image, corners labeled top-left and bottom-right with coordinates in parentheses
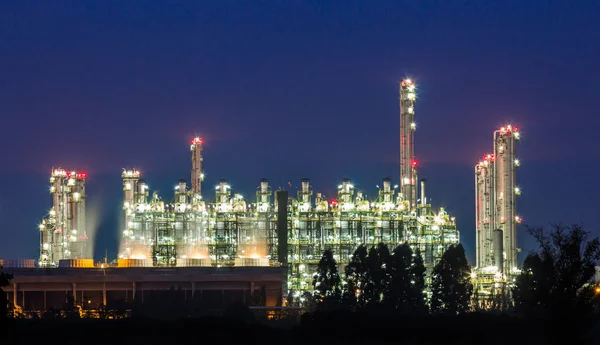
top-left (39, 168), bottom-right (88, 267)
top-left (36, 80), bottom-right (462, 299)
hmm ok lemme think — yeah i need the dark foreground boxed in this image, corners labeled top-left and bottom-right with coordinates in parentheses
top-left (6, 311), bottom-right (600, 345)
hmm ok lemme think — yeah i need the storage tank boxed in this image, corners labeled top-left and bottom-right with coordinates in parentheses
top-left (117, 258), bottom-right (153, 268)
top-left (234, 257), bottom-right (270, 267)
top-left (58, 259), bottom-right (94, 268)
top-left (176, 258), bottom-right (212, 267)
top-left (1, 259), bottom-right (36, 268)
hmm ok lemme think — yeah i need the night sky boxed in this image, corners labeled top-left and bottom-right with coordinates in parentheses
top-left (1, 1), bottom-right (598, 263)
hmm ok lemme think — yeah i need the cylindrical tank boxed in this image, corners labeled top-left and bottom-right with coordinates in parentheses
top-left (178, 179), bottom-right (187, 192)
top-left (301, 178), bottom-right (310, 193)
top-left (137, 179), bottom-right (148, 204)
top-left (494, 229), bottom-right (504, 273)
top-left (117, 258), bottom-right (153, 268)
top-left (260, 179), bottom-right (269, 193)
top-left (176, 258), bottom-right (212, 267)
top-left (342, 178), bottom-right (352, 192)
top-left (234, 257), bottom-right (270, 267)
top-left (383, 178), bottom-right (392, 192)
top-left (1, 259), bottom-right (36, 268)
top-left (58, 259), bottom-right (94, 268)
top-left (219, 179), bottom-right (228, 193)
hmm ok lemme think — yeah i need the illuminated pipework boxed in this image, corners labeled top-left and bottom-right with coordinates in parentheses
top-left (39, 168), bottom-right (88, 267)
top-left (376, 177), bottom-right (396, 211)
top-left (215, 179), bottom-right (232, 212)
top-left (338, 178), bottom-right (355, 211)
top-left (399, 79), bottom-right (418, 211)
top-left (297, 178), bottom-right (312, 212)
top-left (256, 179), bottom-right (272, 212)
top-left (190, 137), bottom-right (204, 201)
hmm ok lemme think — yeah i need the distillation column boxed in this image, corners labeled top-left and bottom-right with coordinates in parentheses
top-left (190, 137), bottom-right (204, 201)
top-left (475, 155), bottom-right (494, 269)
top-left (399, 79), bottom-right (418, 211)
top-left (66, 171), bottom-right (87, 259)
top-left (493, 125), bottom-right (521, 275)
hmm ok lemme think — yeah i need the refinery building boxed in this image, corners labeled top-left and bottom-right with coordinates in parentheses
top-left (1, 79), bottom-right (521, 312)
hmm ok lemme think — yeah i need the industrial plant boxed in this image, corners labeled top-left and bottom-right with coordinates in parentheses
top-left (473, 124), bottom-right (521, 294)
top-left (38, 169), bottom-right (91, 268)
top-left (106, 78), bottom-right (459, 296)
top-left (3, 78), bottom-right (516, 312)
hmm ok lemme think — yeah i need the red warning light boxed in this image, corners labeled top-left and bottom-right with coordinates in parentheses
top-left (192, 137), bottom-right (204, 145)
top-left (76, 172), bottom-right (87, 179)
top-left (411, 159), bottom-right (418, 167)
top-left (513, 126), bottom-right (519, 132)
top-left (330, 200), bottom-right (338, 205)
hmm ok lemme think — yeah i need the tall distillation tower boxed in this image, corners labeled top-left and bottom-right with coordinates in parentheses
top-left (475, 125), bottom-right (521, 278)
top-left (190, 137), bottom-right (204, 202)
top-left (399, 79), bottom-right (418, 211)
top-left (39, 168), bottom-right (88, 267)
top-left (493, 125), bottom-right (521, 274)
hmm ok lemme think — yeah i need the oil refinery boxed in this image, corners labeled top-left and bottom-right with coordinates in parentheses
top-left (473, 124), bottom-right (521, 294)
top-left (2, 78), bottom-right (517, 311)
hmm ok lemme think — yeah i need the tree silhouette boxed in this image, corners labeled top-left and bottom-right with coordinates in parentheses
top-left (385, 243), bottom-right (412, 310)
top-left (384, 244), bottom-right (427, 313)
top-left (513, 224), bottom-right (600, 315)
top-left (312, 249), bottom-right (341, 309)
top-left (344, 245), bottom-right (368, 308)
top-left (430, 244), bottom-right (472, 315)
top-left (409, 248), bottom-right (427, 314)
top-left (362, 246), bottom-right (389, 308)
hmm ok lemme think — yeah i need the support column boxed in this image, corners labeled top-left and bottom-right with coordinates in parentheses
top-left (191, 281), bottom-right (195, 298)
top-left (132, 282), bottom-right (136, 301)
top-left (44, 290), bottom-right (47, 310)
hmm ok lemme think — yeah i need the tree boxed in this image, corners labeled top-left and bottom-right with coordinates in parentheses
top-left (385, 244), bottom-right (427, 313)
top-left (385, 243), bottom-right (412, 310)
top-left (362, 246), bottom-right (383, 307)
top-left (0, 272), bottom-right (13, 319)
top-left (430, 244), bottom-right (473, 315)
top-left (362, 244), bottom-right (390, 309)
top-left (344, 245), bottom-right (368, 308)
top-left (513, 224), bottom-right (600, 315)
top-left (409, 249), bottom-right (427, 314)
top-left (312, 249), bottom-right (341, 309)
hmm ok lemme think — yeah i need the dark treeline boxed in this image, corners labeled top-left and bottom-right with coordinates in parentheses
top-left (2, 224), bottom-right (600, 344)
top-left (287, 242), bottom-right (472, 316)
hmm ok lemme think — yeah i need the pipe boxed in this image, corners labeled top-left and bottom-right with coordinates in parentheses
top-left (420, 179), bottom-right (427, 206)
top-left (494, 229), bottom-right (504, 273)
top-left (301, 178), bottom-right (310, 193)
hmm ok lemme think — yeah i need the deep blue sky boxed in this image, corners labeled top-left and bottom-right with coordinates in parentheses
top-left (1, 1), bottom-right (598, 263)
